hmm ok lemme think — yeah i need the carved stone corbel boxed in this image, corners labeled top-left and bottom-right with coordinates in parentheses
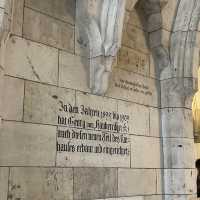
top-left (76, 0), bottom-right (126, 95)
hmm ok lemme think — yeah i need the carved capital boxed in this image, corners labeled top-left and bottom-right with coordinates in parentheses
top-left (76, 0), bottom-right (126, 95)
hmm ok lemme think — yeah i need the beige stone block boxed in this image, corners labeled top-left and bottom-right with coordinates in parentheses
top-left (23, 8), bottom-right (74, 52)
top-left (8, 167), bottom-right (73, 200)
top-left (56, 126), bottom-right (130, 168)
top-left (162, 0), bottom-right (179, 31)
top-left (24, 81), bottom-right (75, 125)
top-left (12, 0), bottom-right (24, 36)
top-left (118, 169), bottom-right (157, 196)
top-left (192, 47), bottom-right (199, 79)
top-left (0, 167), bottom-right (8, 200)
top-left (74, 168), bottom-right (117, 200)
top-left (131, 135), bottom-right (162, 168)
top-left (2, 76), bottom-right (24, 120)
top-left (164, 169), bottom-right (196, 195)
top-left (163, 138), bottom-right (195, 169)
top-left (117, 100), bottom-right (149, 136)
top-left (98, 198), bottom-right (144, 200)
top-left (161, 108), bottom-right (193, 138)
top-left (25, 0), bottom-right (75, 25)
top-left (156, 169), bottom-right (164, 195)
top-left (144, 196), bottom-right (163, 200)
top-left (5, 36), bottom-right (58, 85)
top-left (59, 51), bottom-right (89, 92)
top-left (107, 68), bottom-right (160, 107)
top-left (195, 143), bottom-right (200, 159)
top-left (125, 10), bottom-right (144, 30)
top-left (118, 46), bottom-right (150, 76)
top-left (126, 0), bottom-right (138, 11)
top-left (0, 121), bottom-right (56, 166)
top-left (150, 108), bottom-right (161, 137)
top-left (122, 24), bottom-right (149, 54)
top-left (76, 91), bottom-right (118, 125)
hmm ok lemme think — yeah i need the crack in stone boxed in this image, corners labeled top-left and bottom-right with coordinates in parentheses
top-left (26, 56), bottom-right (41, 81)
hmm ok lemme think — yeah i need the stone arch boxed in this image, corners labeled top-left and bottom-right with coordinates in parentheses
top-left (127, 0), bottom-right (200, 198)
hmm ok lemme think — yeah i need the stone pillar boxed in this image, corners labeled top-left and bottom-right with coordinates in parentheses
top-left (159, 0), bottom-right (200, 198)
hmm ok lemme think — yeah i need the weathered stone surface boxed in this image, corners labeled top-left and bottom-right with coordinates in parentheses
top-left (125, 10), bottom-right (144, 30)
top-left (0, 121), bottom-right (56, 166)
top-left (118, 46), bottom-right (150, 76)
top-left (107, 68), bottom-right (160, 107)
top-left (5, 36), bottom-right (58, 85)
top-left (163, 138), bottom-right (195, 169)
top-left (24, 81), bottom-right (75, 125)
top-left (161, 78), bottom-right (196, 109)
top-left (131, 135), bottom-right (161, 168)
top-left (149, 29), bottom-right (170, 49)
top-left (156, 169), bottom-right (164, 195)
top-left (8, 167), bottom-right (73, 200)
top-left (117, 100), bottom-right (149, 136)
top-left (12, 0), bottom-right (24, 36)
top-left (164, 195), bottom-right (197, 200)
top-left (161, 108), bottom-right (193, 138)
top-left (2, 76), bottom-right (24, 120)
top-left (25, 0), bottom-right (75, 25)
top-left (23, 8), bottom-right (74, 52)
top-left (59, 51), bottom-right (89, 92)
top-left (147, 13), bottom-right (162, 32)
top-left (164, 169), bottom-right (196, 194)
top-left (118, 169), bottom-right (157, 196)
top-left (56, 126), bottom-right (130, 168)
top-left (0, 167), bottom-right (8, 200)
top-left (126, 0), bottom-right (138, 11)
top-left (122, 24), bottom-right (149, 54)
top-left (74, 168), bottom-right (117, 200)
top-left (150, 108), bottom-right (161, 137)
top-left (0, 0), bottom-right (6, 8)
top-left (161, 0), bottom-right (179, 31)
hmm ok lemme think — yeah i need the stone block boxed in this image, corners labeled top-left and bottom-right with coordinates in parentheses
top-left (144, 196), bottom-right (163, 200)
top-left (24, 81), bottom-right (75, 125)
top-left (149, 29), bottom-right (170, 49)
top-left (150, 108), bottom-right (161, 137)
top-left (0, 0), bottom-right (6, 8)
top-left (126, 0), bottom-right (138, 11)
top-left (163, 138), bottom-right (195, 169)
top-left (12, 0), bottom-right (24, 36)
top-left (98, 197), bottom-right (144, 200)
top-left (56, 126), bottom-right (130, 168)
top-left (164, 169), bottom-right (196, 195)
top-left (118, 46), bottom-right (150, 76)
top-left (59, 51), bottom-right (89, 92)
top-left (118, 169), bottom-right (157, 196)
top-left (147, 13), bottom-right (162, 32)
top-left (5, 36), bottom-right (58, 85)
top-left (2, 76), bottom-right (24, 121)
top-left (8, 167), bottom-right (73, 200)
top-left (0, 167), bottom-right (8, 200)
top-left (25, 0), bottom-right (75, 25)
top-left (161, 78), bottom-right (196, 109)
top-left (107, 68), bottom-right (160, 107)
top-left (23, 8), bottom-right (74, 52)
top-left (164, 195), bottom-right (197, 200)
top-left (117, 100), bottom-right (149, 136)
top-left (156, 169), bottom-right (164, 195)
top-left (161, 0), bottom-right (179, 31)
top-left (125, 10), bottom-right (144, 30)
top-left (131, 135), bottom-right (162, 168)
top-left (161, 108), bottom-right (193, 138)
top-left (74, 168), bottom-right (117, 200)
top-left (0, 121), bottom-right (56, 166)
top-left (122, 24), bottom-right (149, 54)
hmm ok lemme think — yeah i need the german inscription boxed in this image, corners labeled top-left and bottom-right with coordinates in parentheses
top-left (56, 102), bottom-right (130, 167)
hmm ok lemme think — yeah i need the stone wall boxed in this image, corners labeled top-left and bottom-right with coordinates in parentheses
top-left (0, 0), bottom-right (198, 200)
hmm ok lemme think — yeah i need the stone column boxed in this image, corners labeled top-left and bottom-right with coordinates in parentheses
top-left (160, 0), bottom-right (200, 199)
